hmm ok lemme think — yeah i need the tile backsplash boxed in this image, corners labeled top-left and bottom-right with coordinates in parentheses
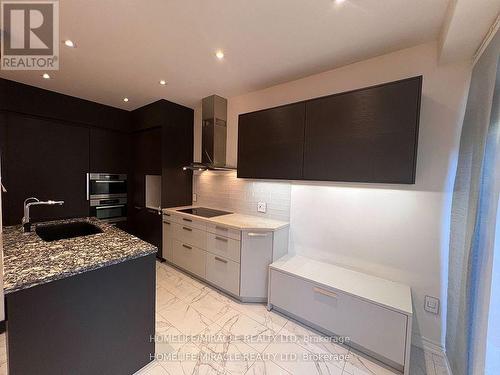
top-left (193, 171), bottom-right (291, 221)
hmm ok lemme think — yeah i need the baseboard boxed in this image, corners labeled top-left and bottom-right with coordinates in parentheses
top-left (412, 332), bottom-right (453, 375)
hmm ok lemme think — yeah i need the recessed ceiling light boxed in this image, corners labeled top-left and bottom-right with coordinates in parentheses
top-left (123, 97), bottom-right (129, 102)
top-left (334, 0), bottom-right (346, 4)
top-left (159, 80), bottom-right (167, 85)
top-left (42, 73), bottom-right (50, 79)
top-left (215, 50), bottom-right (224, 60)
top-left (64, 39), bottom-right (75, 48)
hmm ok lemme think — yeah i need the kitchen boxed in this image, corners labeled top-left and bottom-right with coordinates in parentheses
top-left (0, 1), bottom-right (499, 375)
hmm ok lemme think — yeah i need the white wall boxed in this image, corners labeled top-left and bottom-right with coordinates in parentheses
top-left (193, 42), bottom-right (471, 348)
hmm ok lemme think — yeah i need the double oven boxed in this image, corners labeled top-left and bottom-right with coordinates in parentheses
top-left (87, 173), bottom-right (127, 223)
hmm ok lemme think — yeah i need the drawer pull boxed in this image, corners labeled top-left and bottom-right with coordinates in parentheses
top-left (163, 221), bottom-right (171, 225)
top-left (214, 256), bottom-right (228, 264)
top-left (164, 213), bottom-right (171, 217)
top-left (182, 226), bottom-right (192, 232)
top-left (215, 226), bottom-right (228, 231)
top-left (183, 218), bottom-right (192, 222)
top-left (248, 232), bottom-right (270, 237)
top-left (313, 287), bottom-right (338, 299)
top-left (182, 244), bottom-right (192, 250)
top-left (215, 236), bottom-right (228, 242)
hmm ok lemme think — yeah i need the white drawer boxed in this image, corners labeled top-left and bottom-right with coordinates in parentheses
top-left (206, 223), bottom-right (241, 241)
top-left (169, 213), bottom-right (207, 231)
top-left (172, 222), bottom-right (206, 249)
top-left (172, 240), bottom-right (206, 278)
top-left (206, 232), bottom-right (241, 263)
top-left (270, 270), bottom-right (407, 367)
top-left (206, 253), bottom-right (240, 296)
top-left (162, 219), bottom-right (174, 262)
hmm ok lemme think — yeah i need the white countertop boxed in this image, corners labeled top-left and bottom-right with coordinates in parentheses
top-left (270, 254), bottom-right (412, 315)
top-left (162, 205), bottom-right (289, 231)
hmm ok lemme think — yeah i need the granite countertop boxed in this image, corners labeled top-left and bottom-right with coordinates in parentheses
top-left (2, 217), bottom-right (157, 294)
top-left (162, 205), bottom-right (289, 231)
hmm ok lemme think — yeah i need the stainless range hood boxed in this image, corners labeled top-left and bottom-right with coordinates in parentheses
top-left (184, 95), bottom-right (235, 171)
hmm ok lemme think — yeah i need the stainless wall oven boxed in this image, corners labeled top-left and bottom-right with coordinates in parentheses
top-left (87, 173), bottom-right (127, 200)
top-left (87, 173), bottom-right (127, 223)
top-left (90, 197), bottom-right (127, 223)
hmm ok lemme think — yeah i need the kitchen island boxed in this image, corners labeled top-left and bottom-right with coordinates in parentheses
top-left (3, 217), bottom-right (157, 375)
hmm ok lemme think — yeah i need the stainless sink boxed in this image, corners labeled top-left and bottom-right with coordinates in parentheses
top-left (35, 221), bottom-right (103, 242)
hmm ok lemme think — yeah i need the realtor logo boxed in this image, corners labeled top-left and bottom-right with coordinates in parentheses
top-left (1, 0), bottom-right (59, 70)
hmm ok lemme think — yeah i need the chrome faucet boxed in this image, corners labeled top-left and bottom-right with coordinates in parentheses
top-left (22, 197), bottom-right (64, 232)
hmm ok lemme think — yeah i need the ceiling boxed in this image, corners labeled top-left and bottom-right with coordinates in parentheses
top-left (0, 0), bottom-right (451, 110)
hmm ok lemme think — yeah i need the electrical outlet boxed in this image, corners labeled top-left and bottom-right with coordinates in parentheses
top-left (424, 295), bottom-right (440, 315)
top-left (192, 193), bottom-right (197, 202)
top-left (257, 202), bottom-right (267, 213)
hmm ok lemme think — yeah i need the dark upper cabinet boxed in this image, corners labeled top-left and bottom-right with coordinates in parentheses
top-left (237, 76), bottom-right (421, 184)
top-left (237, 102), bottom-right (305, 179)
top-left (2, 113), bottom-right (89, 225)
top-left (303, 76), bottom-right (421, 183)
top-left (89, 128), bottom-right (131, 174)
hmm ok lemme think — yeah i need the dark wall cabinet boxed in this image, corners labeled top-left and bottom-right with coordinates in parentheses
top-left (237, 102), bottom-right (305, 179)
top-left (237, 76), bottom-right (422, 184)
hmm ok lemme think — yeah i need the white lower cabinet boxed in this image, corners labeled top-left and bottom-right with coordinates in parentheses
top-left (270, 270), bottom-right (407, 366)
top-left (269, 255), bottom-right (413, 375)
top-left (172, 240), bottom-right (206, 278)
top-left (162, 212), bottom-right (289, 301)
top-left (206, 253), bottom-right (240, 296)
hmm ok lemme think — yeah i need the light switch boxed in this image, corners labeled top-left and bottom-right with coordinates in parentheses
top-left (424, 295), bottom-right (439, 315)
top-left (193, 193), bottom-right (197, 202)
top-left (257, 202), bottom-right (267, 213)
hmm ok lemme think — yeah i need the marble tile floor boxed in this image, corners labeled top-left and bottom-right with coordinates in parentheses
top-left (0, 261), bottom-right (445, 375)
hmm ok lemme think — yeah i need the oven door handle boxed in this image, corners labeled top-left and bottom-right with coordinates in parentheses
top-left (95, 204), bottom-right (126, 210)
top-left (95, 180), bottom-right (126, 183)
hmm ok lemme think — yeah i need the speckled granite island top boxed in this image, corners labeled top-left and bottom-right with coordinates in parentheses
top-left (3, 217), bottom-right (157, 294)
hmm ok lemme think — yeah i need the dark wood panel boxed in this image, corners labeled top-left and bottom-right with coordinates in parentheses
top-left (89, 127), bottom-right (131, 174)
top-left (303, 76), bottom-right (421, 183)
top-left (6, 254), bottom-right (155, 375)
top-left (162, 105), bottom-right (193, 207)
top-left (2, 113), bottom-right (89, 225)
top-left (0, 79), bottom-right (131, 132)
top-left (237, 102), bottom-right (305, 179)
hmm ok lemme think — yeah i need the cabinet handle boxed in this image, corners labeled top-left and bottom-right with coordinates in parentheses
top-left (313, 287), bottom-right (338, 299)
top-left (182, 226), bottom-right (192, 232)
top-left (182, 244), bottom-right (192, 250)
top-left (215, 226), bottom-right (228, 231)
top-left (163, 221), bottom-right (170, 225)
top-left (215, 236), bottom-right (228, 242)
top-left (247, 232), bottom-right (270, 237)
top-left (164, 213), bottom-right (171, 217)
top-left (183, 218), bottom-right (192, 222)
top-left (214, 256), bottom-right (228, 264)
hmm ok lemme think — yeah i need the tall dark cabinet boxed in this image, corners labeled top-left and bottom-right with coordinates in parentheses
top-left (129, 100), bottom-right (193, 259)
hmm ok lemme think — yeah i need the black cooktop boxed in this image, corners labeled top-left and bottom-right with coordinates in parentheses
top-left (177, 207), bottom-right (232, 218)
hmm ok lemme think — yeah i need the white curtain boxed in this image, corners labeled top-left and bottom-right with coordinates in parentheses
top-left (446, 30), bottom-right (500, 375)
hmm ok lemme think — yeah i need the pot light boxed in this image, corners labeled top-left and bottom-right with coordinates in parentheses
top-left (64, 39), bottom-right (75, 48)
top-left (42, 73), bottom-right (50, 79)
top-left (215, 50), bottom-right (224, 60)
top-left (123, 97), bottom-right (129, 102)
top-left (159, 80), bottom-right (167, 85)
top-left (334, 0), bottom-right (346, 4)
